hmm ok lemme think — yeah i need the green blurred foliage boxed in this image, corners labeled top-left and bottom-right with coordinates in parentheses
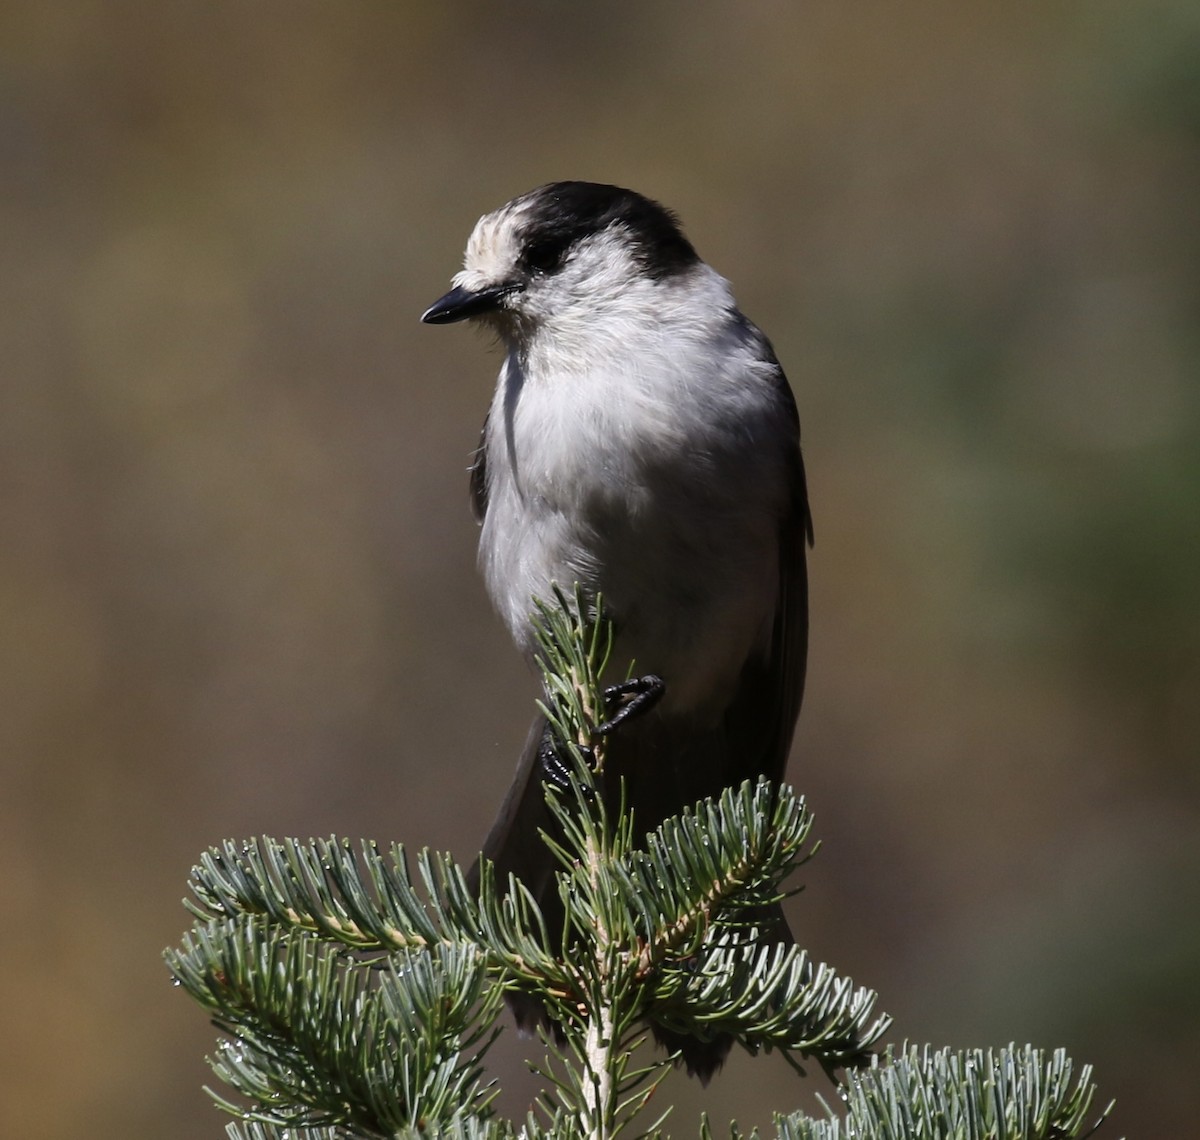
top-left (0, 1), bottom-right (1196, 1136)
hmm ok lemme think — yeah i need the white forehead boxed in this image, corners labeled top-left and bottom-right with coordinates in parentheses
top-left (451, 197), bottom-right (538, 292)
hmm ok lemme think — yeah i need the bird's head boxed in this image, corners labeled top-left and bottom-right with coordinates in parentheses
top-left (421, 182), bottom-right (700, 340)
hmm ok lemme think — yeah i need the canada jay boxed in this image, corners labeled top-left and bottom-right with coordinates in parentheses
top-left (422, 182), bottom-right (811, 1079)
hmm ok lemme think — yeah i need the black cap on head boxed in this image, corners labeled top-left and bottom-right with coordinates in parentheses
top-left (516, 182), bottom-right (700, 281)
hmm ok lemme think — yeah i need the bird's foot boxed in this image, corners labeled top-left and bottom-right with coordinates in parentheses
top-left (537, 725), bottom-right (595, 790)
top-left (536, 674), bottom-right (665, 788)
top-left (594, 674), bottom-right (666, 736)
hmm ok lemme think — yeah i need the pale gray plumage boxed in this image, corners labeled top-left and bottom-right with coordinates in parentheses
top-left (422, 182), bottom-right (812, 1081)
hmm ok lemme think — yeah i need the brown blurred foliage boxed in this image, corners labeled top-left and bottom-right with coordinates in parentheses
top-left (1, 1), bottom-right (1197, 1135)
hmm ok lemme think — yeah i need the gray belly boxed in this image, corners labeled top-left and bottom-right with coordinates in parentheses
top-left (479, 466), bottom-right (780, 717)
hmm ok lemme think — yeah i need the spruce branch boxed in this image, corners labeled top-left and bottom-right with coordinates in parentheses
top-left (651, 940), bottom-right (886, 1068)
top-left (619, 780), bottom-right (816, 964)
top-left (225, 1114), bottom-right (524, 1140)
top-left (167, 920), bottom-right (502, 1136)
top-left (185, 836), bottom-right (567, 991)
top-left (762, 1044), bottom-right (1115, 1140)
top-left (170, 586), bottom-right (1114, 1140)
top-left (529, 592), bottom-right (649, 1140)
top-left (531, 584), bottom-right (615, 769)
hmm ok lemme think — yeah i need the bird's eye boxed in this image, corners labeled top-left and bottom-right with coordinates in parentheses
top-left (522, 239), bottom-right (564, 276)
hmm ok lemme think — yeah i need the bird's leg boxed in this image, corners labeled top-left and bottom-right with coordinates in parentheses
top-left (593, 674), bottom-right (665, 736)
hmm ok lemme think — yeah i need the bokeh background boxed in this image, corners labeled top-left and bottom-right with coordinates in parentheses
top-left (3, 2), bottom-right (1197, 1136)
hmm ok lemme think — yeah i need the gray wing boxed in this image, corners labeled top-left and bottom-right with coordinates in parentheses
top-left (744, 438), bottom-right (810, 784)
top-left (718, 323), bottom-right (811, 787)
top-left (703, 440), bottom-right (809, 790)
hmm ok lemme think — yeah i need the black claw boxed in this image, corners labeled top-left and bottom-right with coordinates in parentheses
top-left (537, 729), bottom-right (573, 789)
top-left (594, 674), bottom-right (666, 736)
top-left (537, 725), bottom-right (594, 789)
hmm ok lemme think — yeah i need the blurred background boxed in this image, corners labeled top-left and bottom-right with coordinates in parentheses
top-left (2, 1), bottom-right (1197, 1135)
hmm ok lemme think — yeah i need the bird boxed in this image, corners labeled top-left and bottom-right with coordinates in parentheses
top-left (422, 181), bottom-right (812, 1080)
